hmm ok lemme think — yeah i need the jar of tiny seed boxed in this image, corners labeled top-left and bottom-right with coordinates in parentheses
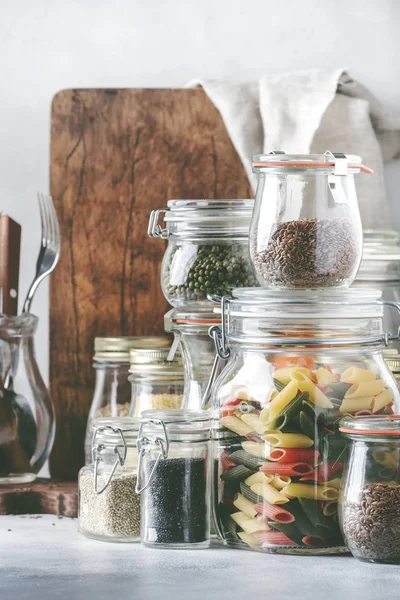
top-left (250, 152), bottom-right (372, 289)
top-left (128, 347), bottom-right (184, 416)
top-left (84, 336), bottom-right (171, 463)
top-left (136, 409), bottom-right (211, 548)
top-left (79, 417), bottom-right (141, 542)
top-left (339, 416), bottom-right (400, 564)
top-left (148, 200), bottom-right (258, 307)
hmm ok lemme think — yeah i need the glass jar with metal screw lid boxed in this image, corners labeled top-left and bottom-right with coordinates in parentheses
top-left (84, 336), bottom-right (171, 463)
top-left (339, 415), bottom-right (400, 563)
top-left (136, 409), bottom-right (211, 548)
top-left (148, 199), bottom-right (258, 307)
top-left (79, 417), bottom-right (141, 542)
top-left (128, 347), bottom-right (184, 417)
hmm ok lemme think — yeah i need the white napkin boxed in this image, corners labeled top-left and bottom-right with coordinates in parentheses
top-left (188, 70), bottom-right (400, 229)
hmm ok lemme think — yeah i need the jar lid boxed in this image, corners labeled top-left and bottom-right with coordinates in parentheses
top-left (163, 199), bottom-right (254, 224)
top-left (166, 199), bottom-right (253, 212)
top-left (94, 336), bottom-right (171, 361)
top-left (252, 152), bottom-right (372, 174)
top-left (228, 287), bottom-right (383, 318)
top-left (340, 415), bottom-right (400, 437)
top-left (129, 346), bottom-right (184, 374)
top-left (92, 416), bottom-right (140, 445)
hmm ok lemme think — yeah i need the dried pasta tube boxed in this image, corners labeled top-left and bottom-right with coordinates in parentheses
top-left (340, 367), bottom-right (377, 383)
top-left (345, 380), bottom-right (385, 399)
top-left (254, 502), bottom-right (295, 523)
top-left (270, 475), bottom-right (291, 491)
top-left (264, 432), bottom-right (314, 448)
top-left (372, 389), bottom-right (393, 413)
top-left (254, 530), bottom-right (296, 545)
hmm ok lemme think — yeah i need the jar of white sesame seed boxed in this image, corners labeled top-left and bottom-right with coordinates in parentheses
top-left (78, 417), bottom-right (141, 542)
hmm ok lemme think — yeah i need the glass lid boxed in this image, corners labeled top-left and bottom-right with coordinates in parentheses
top-left (340, 415), bottom-right (400, 437)
top-left (165, 306), bottom-right (221, 326)
top-left (163, 199), bottom-right (254, 223)
top-left (166, 199), bottom-right (253, 210)
top-left (92, 417), bottom-right (140, 444)
top-left (140, 409), bottom-right (211, 437)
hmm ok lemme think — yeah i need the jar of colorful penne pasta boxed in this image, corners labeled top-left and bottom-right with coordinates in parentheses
top-left (210, 288), bottom-right (400, 554)
top-left (339, 416), bottom-right (400, 563)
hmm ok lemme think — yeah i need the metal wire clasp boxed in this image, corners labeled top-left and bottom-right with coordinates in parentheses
top-left (382, 301), bottom-right (400, 345)
top-left (135, 419), bottom-right (169, 494)
top-left (92, 426), bottom-right (127, 495)
top-left (325, 150), bottom-right (349, 205)
top-left (148, 209), bottom-right (168, 238)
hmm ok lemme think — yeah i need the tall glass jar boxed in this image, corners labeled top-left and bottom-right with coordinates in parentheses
top-left (148, 199), bottom-right (258, 306)
top-left (128, 347), bottom-right (184, 416)
top-left (0, 314), bottom-right (54, 484)
top-left (339, 416), bottom-right (400, 563)
top-left (354, 231), bottom-right (400, 351)
top-left (136, 409), bottom-right (211, 548)
top-left (84, 336), bottom-right (170, 463)
top-left (79, 417), bottom-right (141, 542)
top-left (164, 307), bottom-right (224, 410)
top-left (250, 152), bottom-right (372, 288)
top-left (211, 288), bottom-right (400, 554)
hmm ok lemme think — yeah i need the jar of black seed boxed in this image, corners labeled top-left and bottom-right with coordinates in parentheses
top-left (148, 200), bottom-right (258, 307)
top-left (79, 417), bottom-right (141, 542)
top-left (250, 152), bottom-right (372, 289)
top-left (136, 409), bottom-right (211, 548)
top-left (339, 416), bottom-right (400, 563)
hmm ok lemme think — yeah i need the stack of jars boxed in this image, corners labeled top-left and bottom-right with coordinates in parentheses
top-left (211, 152), bottom-right (400, 558)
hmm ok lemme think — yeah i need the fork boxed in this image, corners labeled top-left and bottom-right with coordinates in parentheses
top-left (22, 193), bottom-right (61, 314)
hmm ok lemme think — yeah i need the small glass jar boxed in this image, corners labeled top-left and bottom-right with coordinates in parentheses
top-left (79, 417), bottom-right (140, 542)
top-left (164, 307), bottom-right (224, 410)
top-left (148, 199), bottom-right (258, 306)
top-left (211, 288), bottom-right (400, 554)
top-left (84, 336), bottom-right (170, 463)
top-left (354, 231), bottom-right (400, 351)
top-left (339, 415), bottom-right (400, 563)
top-left (128, 347), bottom-right (184, 416)
top-left (136, 409), bottom-right (211, 548)
top-left (0, 314), bottom-right (54, 484)
top-left (250, 152), bottom-right (371, 289)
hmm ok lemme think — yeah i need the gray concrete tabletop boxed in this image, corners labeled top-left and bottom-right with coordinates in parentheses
top-left (0, 515), bottom-right (398, 600)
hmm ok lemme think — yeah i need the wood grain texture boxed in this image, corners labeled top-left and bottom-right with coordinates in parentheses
top-left (50, 88), bottom-right (251, 479)
top-left (0, 479), bottom-right (77, 517)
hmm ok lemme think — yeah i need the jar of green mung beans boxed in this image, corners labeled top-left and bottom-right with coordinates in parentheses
top-left (148, 200), bottom-right (258, 307)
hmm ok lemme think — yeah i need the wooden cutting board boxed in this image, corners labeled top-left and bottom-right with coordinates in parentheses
top-left (0, 480), bottom-right (78, 517)
top-left (49, 88), bottom-right (251, 479)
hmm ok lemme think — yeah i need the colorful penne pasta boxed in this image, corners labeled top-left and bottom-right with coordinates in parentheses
top-left (299, 462), bottom-right (343, 482)
top-left (290, 372), bottom-right (333, 408)
top-left (260, 462), bottom-right (314, 477)
top-left (268, 448), bottom-right (320, 465)
top-left (339, 397), bottom-right (374, 413)
top-left (340, 367), bottom-right (377, 383)
top-left (316, 367), bottom-right (338, 385)
top-left (345, 380), bottom-right (385, 399)
top-left (264, 432), bottom-right (314, 448)
top-left (233, 493), bottom-right (258, 518)
top-left (282, 483), bottom-right (338, 501)
top-left (237, 531), bottom-right (261, 547)
top-left (245, 472), bottom-right (274, 486)
top-left (221, 415), bottom-right (253, 436)
top-left (250, 482), bottom-right (289, 505)
top-left (372, 389), bottom-right (393, 413)
top-left (270, 475), bottom-right (291, 490)
top-left (241, 441), bottom-right (267, 458)
top-left (253, 530), bottom-right (296, 545)
top-left (254, 502), bottom-right (295, 523)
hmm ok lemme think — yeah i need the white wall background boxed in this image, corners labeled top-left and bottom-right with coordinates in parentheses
top-left (1, 0), bottom-right (400, 383)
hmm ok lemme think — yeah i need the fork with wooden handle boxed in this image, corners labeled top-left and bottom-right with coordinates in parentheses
top-left (22, 193), bottom-right (61, 314)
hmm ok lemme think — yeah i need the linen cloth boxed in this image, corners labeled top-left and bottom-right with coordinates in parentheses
top-left (188, 70), bottom-right (400, 228)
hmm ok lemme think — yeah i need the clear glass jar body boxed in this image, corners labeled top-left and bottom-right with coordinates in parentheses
top-left (212, 289), bottom-right (400, 554)
top-left (79, 418), bottom-right (140, 542)
top-left (354, 231), bottom-right (400, 352)
top-left (138, 410), bottom-right (211, 548)
top-left (0, 314), bottom-right (55, 484)
top-left (149, 200), bottom-right (258, 307)
top-left (339, 418), bottom-right (400, 563)
top-left (165, 308), bottom-right (224, 410)
top-left (250, 155), bottom-right (364, 288)
top-left (84, 359), bottom-right (133, 463)
top-left (129, 373), bottom-right (184, 416)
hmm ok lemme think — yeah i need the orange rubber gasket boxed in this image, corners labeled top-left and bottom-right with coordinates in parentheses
top-left (252, 161), bottom-right (373, 174)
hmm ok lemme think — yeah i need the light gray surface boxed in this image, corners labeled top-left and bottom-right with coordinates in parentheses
top-left (0, 515), bottom-right (398, 600)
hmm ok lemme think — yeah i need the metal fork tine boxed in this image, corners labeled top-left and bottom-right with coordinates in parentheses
top-left (38, 192), bottom-right (46, 246)
top-left (49, 196), bottom-right (60, 248)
